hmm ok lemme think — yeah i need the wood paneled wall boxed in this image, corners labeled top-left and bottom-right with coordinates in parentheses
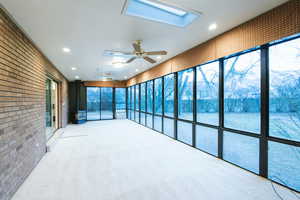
top-left (84, 80), bottom-right (127, 88)
top-left (127, 0), bottom-right (300, 86)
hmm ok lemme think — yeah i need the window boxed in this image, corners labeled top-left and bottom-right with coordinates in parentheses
top-left (147, 81), bottom-right (153, 113)
top-left (196, 126), bottom-right (218, 156)
top-left (164, 74), bottom-right (174, 117)
top-left (154, 78), bottom-right (162, 115)
top-left (100, 87), bottom-right (113, 119)
top-left (87, 87), bottom-right (100, 120)
top-left (123, 0), bottom-right (200, 27)
top-left (224, 50), bottom-right (261, 133)
top-left (196, 62), bottom-right (219, 125)
top-left (135, 85), bottom-right (139, 111)
top-left (163, 118), bottom-right (174, 138)
top-left (146, 113), bottom-right (153, 128)
top-left (268, 141), bottom-right (300, 192)
top-left (115, 88), bottom-right (126, 119)
top-left (223, 131), bottom-right (259, 173)
top-left (131, 86), bottom-right (134, 112)
top-left (141, 83), bottom-right (146, 112)
top-left (177, 121), bottom-right (193, 145)
top-left (269, 38), bottom-right (300, 142)
top-left (135, 85), bottom-right (140, 122)
top-left (129, 87), bottom-right (133, 120)
top-left (178, 69), bottom-right (194, 121)
top-left (141, 112), bottom-right (146, 125)
top-left (154, 116), bottom-right (162, 132)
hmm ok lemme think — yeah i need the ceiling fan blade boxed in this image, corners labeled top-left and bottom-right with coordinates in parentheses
top-left (126, 57), bottom-right (137, 63)
top-left (144, 51), bottom-right (167, 55)
top-left (133, 42), bottom-right (141, 52)
top-left (103, 50), bottom-right (134, 57)
top-left (143, 56), bottom-right (156, 64)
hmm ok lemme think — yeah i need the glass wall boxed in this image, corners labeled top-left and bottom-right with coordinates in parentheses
top-left (224, 50), bottom-right (261, 133)
top-left (154, 78), bottom-right (162, 132)
top-left (178, 68), bottom-right (193, 120)
top-left (268, 37), bottom-right (300, 191)
top-left (269, 38), bottom-right (300, 142)
top-left (87, 87), bottom-right (123, 120)
top-left (131, 86), bottom-right (134, 120)
top-left (146, 80), bottom-right (153, 128)
top-left (126, 35), bottom-right (300, 192)
top-left (154, 78), bottom-right (162, 115)
top-left (196, 61), bottom-right (219, 125)
top-left (100, 87), bottom-right (113, 120)
top-left (135, 85), bottom-right (140, 123)
top-left (164, 74), bottom-right (174, 117)
top-left (140, 83), bottom-right (146, 125)
top-left (116, 88), bottom-right (126, 119)
top-left (87, 87), bottom-right (100, 120)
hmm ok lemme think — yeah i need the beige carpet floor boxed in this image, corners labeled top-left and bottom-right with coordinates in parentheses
top-left (12, 120), bottom-right (299, 200)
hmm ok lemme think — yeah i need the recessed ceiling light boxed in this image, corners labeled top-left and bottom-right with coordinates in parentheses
top-left (63, 47), bottom-right (71, 53)
top-left (124, 76), bottom-right (128, 79)
top-left (71, 67), bottom-right (77, 71)
top-left (157, 56), bottom-right (162, 59)
top-left (75, 75), bottom-right (79, 79)
top-left (135, 69), bottom-right (139, 72)
top-left (208, 23), bottom-right (217, 31)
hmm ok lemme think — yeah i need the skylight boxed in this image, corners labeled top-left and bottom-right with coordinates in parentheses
top-left (138, 0), bottom-right (187, 17)
top-left (123, 0), bottom-right (200, 27)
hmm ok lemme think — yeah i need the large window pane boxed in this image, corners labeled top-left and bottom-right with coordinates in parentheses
top-left (146, 114), bottom-right (153, 128)
top-left (223, 131), bottom-right (259, 173)
top-left (178, 69), bottom-right (194, 120)
top-left (141, 112), bottom-right (145, 125)
top-left (116, 88), bottom-right (126, 119)
top-left (87, 87), bottom-right (100, 120)
top-left (196, 126), bottom-right (218, 156)
top-left (269, 38), bottom-right (300, 142)
top-left (154, 78), bottom-right (162, 115)
top-left (135, 85), bottom-right (139, 111)
top-left (131, 86), bottom-right (134, 112)
top-left (129, 110), bottom-right (132, 120)
top-left (147, 81), bottom-right (153, 113)
top-left (268, 141), bottom-right (300, 192)
top-left (163, 118), bottom-right (174, 138)
top-left (164, 74), bottom-right (174, 117)
top-left (100, 87), bottom-right (113, 119)
top-left (196, 62), bottom-right (219, 125)
top-left (127, 88), bottom-right (130, 118)
top-left (177, 121), bottom-right (193, 145)
top-left (154, 116), bottom-right (162, 132)
top-left (224, 50), bottom-right (261, 133)
top-left (141, 83), bottom-right (146, 112)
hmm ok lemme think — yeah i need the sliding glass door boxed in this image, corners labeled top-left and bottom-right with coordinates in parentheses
top-left (101, 87), bottom-right (113, 120)
top-left (87, 87), bottom-right (113, 120)
top-left (87, 87), bottom-right (101, 120)
top-left (116, 88), bottom-right (126, 119)
top-left (45, 78), bottom-right (58, 140)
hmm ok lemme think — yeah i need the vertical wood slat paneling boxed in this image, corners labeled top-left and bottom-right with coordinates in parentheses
top-left (0, 7), bottom-right (68, 200)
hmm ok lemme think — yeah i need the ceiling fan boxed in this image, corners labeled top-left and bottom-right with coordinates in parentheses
top-left (104, 40), bottom-right (167, 64)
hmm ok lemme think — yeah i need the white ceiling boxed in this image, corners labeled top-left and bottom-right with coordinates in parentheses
top-left (0, 0), bottom-right (287, 81)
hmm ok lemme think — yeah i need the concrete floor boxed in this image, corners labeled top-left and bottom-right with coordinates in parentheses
top-left (12, 120), bottom-right (299, 200)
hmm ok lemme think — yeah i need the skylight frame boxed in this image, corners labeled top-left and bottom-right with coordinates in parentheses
top-left (122, 0), bottom-right (201, 28)
top-left (137, 0), bottom-right (187, 17)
